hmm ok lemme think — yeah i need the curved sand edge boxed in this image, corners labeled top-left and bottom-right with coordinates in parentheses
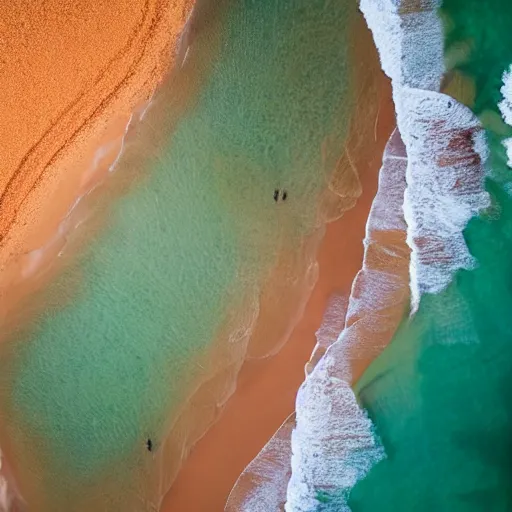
top-left (0, 0), bottom-right (193, 277)
top-left (1, 3), bottom-right (384, 510)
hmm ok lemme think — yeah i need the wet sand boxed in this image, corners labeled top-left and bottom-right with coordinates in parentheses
top-left (161, 72), bottom-right (395, 512)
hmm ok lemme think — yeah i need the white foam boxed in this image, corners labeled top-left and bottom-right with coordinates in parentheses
top-left (359, 0), bottom-right (444, 92)
top-left (499, 66), bottom-right (512, 127)
top-left (285, 362), bottom-right (384, 512)
top-left (399, 89), bottom-right (490, 309)
top-left (225, 292), bottom-right (349, 511)
top-left (337, 128), bottom-right (410, 366)
top-left (503, 138), bottom-right (512, 169)
top-left (229, 1), bottom-right (492, 508)
top-left (230, 128), bottom-right (411, 511)
top-left (284, 129), bottom-right (410, 511)
top-left (283, 0), bottom-right (491, 507)
top-left (225, 415), bottom-right (294, 512)
top-left (305, 294), bottom-right (348, 376)
top-left (315, 295), bottom-right (348, 351)
top-left (361, 0), bottom-right (489, 312)
top-left (499, 65), bottom-right (512, 167)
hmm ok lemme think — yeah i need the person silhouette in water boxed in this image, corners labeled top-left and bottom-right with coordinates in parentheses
top-left (274, 189), bottom-right (288, 202)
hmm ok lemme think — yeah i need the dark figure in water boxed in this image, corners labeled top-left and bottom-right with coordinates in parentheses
top-left (146, 438), bottom-right (153, 452)
top-left (273, 189), bottom-right (288, 202)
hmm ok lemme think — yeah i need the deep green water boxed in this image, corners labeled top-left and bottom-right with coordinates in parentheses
top-left (337, 2), bottom-right (512, 511)
top-left (0, 1), bottom-right (355, 510)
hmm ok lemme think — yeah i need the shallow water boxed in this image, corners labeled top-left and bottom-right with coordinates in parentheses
top-left (0, 1), bottom-right (358, 510)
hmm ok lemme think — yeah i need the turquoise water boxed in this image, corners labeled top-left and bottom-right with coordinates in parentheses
top-left (0, 1), bottom-right (356, 510)
top-left (337, 2), bottom-right (512, 511)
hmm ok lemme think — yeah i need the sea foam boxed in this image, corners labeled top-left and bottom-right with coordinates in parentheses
top-left (499, 66), bottom-right (512, 127)
top-left (284, 128), bottom-right (410, 512)
top-left (361, 0), bottom-right (489, 312)
top-left (285, 0), bottom-right (492, 508)
top-left (229, 126), bottom-right (411, 511)
top-left (225, 415), bottom-right (294, 512)
top-left (499, 65), bottom-right (512, 166)
top-left (399, 89), bottom-right (490, 310)
top-left (359, 0), bottom-right (444, 92)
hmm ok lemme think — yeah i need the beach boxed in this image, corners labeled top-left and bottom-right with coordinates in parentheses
top-left (0, 2), bottom-right (398, 511)
top-left (0, 2), bottom-right (193, 509)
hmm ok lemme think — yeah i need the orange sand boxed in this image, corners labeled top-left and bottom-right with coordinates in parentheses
top-left (0, 0), bottom-right (193, 319)
top-left (160, 74), bottom-right (395, 512)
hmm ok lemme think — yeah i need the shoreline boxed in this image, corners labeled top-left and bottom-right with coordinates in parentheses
top-left (2, 3), bottom-right (392, 510)
top-left (0, 0), bottom-right (194, 312)
top-left (0, 1), bottom-right (197, 342)
top-left (161, 12), bottom-right (395, 511)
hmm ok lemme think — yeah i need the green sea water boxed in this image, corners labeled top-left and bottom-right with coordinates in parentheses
top-left (0, 1), bottom-right (356, 510)
top-left (335, 2), bottom-right (512, 511)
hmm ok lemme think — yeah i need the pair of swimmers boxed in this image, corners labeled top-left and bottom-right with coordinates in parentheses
top-left (273, 188), bottom-right (288, 202)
